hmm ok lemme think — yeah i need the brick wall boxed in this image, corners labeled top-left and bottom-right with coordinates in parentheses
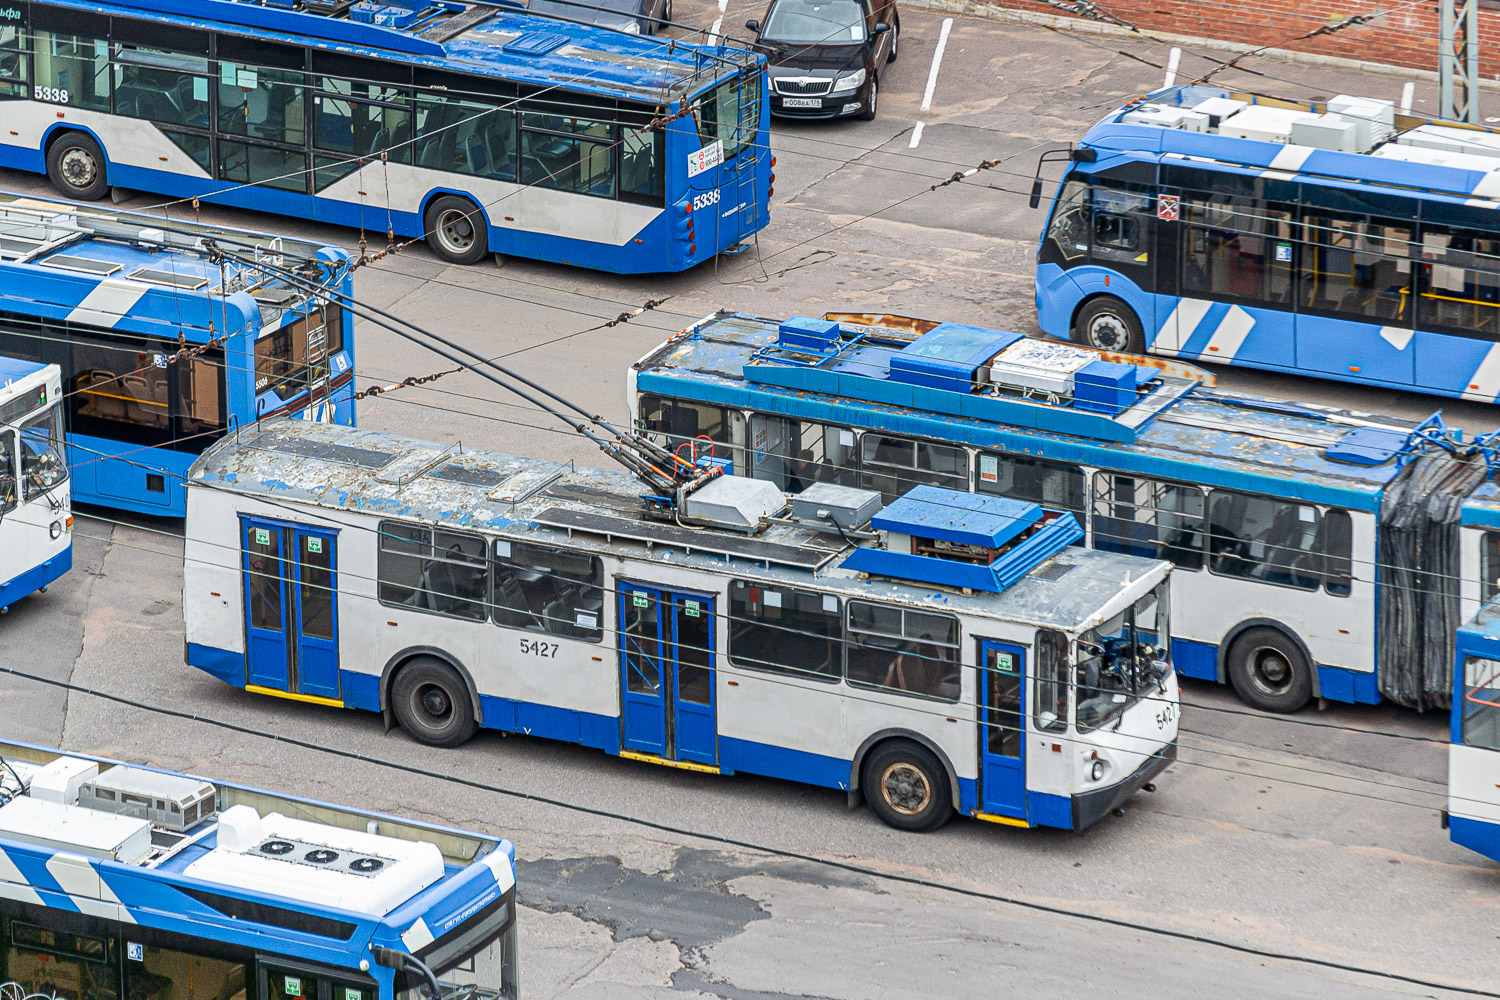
top-left (978, 0), bottom-right (1500, 76)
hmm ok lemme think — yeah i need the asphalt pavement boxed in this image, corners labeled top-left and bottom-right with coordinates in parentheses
top-left (4, 4), bottom-right (1499, 998)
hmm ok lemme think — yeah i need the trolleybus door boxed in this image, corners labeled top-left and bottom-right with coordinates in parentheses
top-left (241, 518), bottom-right (341, 700)
top-left (977, 639), bottom-right (1027, 820)
top-left (618, 583), bottom-right (718, 765)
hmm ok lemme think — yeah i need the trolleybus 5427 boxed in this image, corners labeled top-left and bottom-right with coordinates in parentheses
top-left (0, 192), bottom-right (354, 516)
top-left (1034, 86), bottom-right (1500, 401)
top-left (629, 310), bottom-right (1500, 714)
top-left (0, 741), bottom-right (519, 1000)
top-left (0, 355), bottom-right (70, 611)
top-left (0, 0), bottom-right (770, 272)
top-left (181, 419), bottom-right (1179, 833)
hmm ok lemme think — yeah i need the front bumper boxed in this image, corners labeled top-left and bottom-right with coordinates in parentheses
top-left (1072, 741), bottom-right (1177, 830)
top-left (769, 88), bottom-right (865, 119)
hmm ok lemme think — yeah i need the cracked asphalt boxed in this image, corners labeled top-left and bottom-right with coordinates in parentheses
top-left (5, 3), bottom-right (1500, 996)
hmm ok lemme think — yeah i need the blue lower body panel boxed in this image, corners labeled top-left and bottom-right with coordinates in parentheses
top-left (186, 643), bottom-right (244, 686)
top-left (479, 695), bottom-right (620, 754)
top-left (1315, 665), bottom-right (1380, 704)
top-left (1172, 637), bottom-right (1219, 682)
top-left (1028, 791), bottom-right (1074, 830)
top-left (0, 545), bottom-right (71, 610)
top-left (719, 736), bottom-right (851, 790)
top-left (1450, 815), bottom-right (1500, 864)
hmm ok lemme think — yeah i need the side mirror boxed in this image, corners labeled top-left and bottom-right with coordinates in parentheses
top-left (1028, 177), bottom-right (1044, 210)
top-left (745, 18), bottom-right (760, 32)
top-left (873, 21), bottom-right (890, 34)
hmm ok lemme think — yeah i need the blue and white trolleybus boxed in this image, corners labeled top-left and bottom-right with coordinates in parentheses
top-left (0, 354), bottom-right (70, 611)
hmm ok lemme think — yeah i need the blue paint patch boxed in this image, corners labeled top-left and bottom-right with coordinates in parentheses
top-left (341, 670), bottom-right (382, 713)
top-left (1449, 815), bottom-right (1500, 865)
top-left (187, 643), bottom-right (244, 686)
top-left (956, 775), bottom-right (978, 814)
top-left (0, 544), bottom-right (71, 609)
top-left (1316, 664), bottom-right (1380, 704)
top-left (1172, 637), bottom-right (1219, 682)
top-left (719, 736), bottom-right (851, 790)
top-left (1027, 791), bottom-right (1074, 830)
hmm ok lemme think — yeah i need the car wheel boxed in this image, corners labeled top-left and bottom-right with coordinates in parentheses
top-left (47, 132), bottom-right (109, 201)
top-left (1073, 296), bottom-right (1145, 354)
top-left (862, 740), bottom-right (951, 832)
top-left (887, 17), bottom-right (900, 62)
top-left (424, 195), bottom-right (489, 265)
top-left (859, 76), bottom-right (878, 121)
top-left (392, 656), bottom-right (479, 747)
top-left (1227, 628), bottom-right (1313, 713)
top-left (660, 0), bottom-right (672, 29)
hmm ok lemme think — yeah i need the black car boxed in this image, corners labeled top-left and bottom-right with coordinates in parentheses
top-left (526, 0), bottom-right (673, 35)
top-left (747, 0), bottom-right (899, 121)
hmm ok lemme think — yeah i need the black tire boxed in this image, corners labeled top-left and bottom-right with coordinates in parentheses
top-left (47, 132), bottom-right (109, 201)
top-left (886, 17), bottom-right (900, 62)
top-left (862, 740), bottom-right (951, 832)
top-left (392, 656), bottom-right (478, 747)
top-left (424, 195), bottom-right (489, 265)
top-left (1073, 296), bottom-right (1145, 354)
top-left (658, 0), bottom-right (671, 30)
top-left (859, 77), bottom-right (879, 122)
top-left (1226, 628), bottom-right (1313, 713)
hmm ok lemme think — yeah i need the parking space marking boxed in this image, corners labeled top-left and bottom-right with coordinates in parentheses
top-left (908, 121), bottom-right (924, 148)
top-left (710, 0), bottom-right (728, 42)
top-left (910, 17), bottom-right (953, 148)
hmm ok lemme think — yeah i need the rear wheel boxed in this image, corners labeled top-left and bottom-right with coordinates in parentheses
top-left (47, 132), bottom-right (109, 201)
top-left (862, 740), bottom-right (951, 832)
top-left (1226, 628), bottom-right (1313, 713)
top-left (392, 657), bottom-right (478, 747)
top-left (424, 195), bottom-right (489, 265)
top-left (1073, 296), bottom-right (1145, 354)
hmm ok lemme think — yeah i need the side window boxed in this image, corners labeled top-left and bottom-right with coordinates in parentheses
top-left (845, 602), bottom-right (960, 701)
top-left (1044, 177), bottom-right (1089, 264)
top-left (32, 26), bottom-right (110, 111)
top-left (174, 352), bottom-right (227, 444)
top-left (1089, 180), bottom-right (1155, 282)
top-left (124, 944), bottom-right (245, 1000)
top-left (414, 92), bottom-right (513, 180)
top-left (314, 76), bottom-right (413, 173)
top-left (113, 44), bottom-right (207, 126)
top-left (218, 64), bottom-right (308, 147)
top-left (520, 112), bottom-right (615, 198)
top-left (1033, 629), bottom-right (1069, 732)
top-left (1482, 530), bottom-right (1500, 603)
top-left (0, 430), bottom-right (15, 514)
top-left (1206, 489), bottom-right (1324, 590)
top-left (638, 393), bottom-right (743, 466)
top-left (491, 539), bottom-right (604, 641)
top-left (1417, 221), bottom-right (1500, 340)
top-left (0, 20), bottom-right (29, 100)
top-left (728, 580), bottom-right (840, 681)
top-left (976, 452), bottom-right (1083, 516)
top-left (377, 521), bottom-right (488, 621)
top-left (69, 333), bottom-right (177, 448)
top-left (858, 433), bottom-right (967, 502)
top-left (1463, 656), bottom-right (1500, 751)
top-left (1301, 211), bottom-right (1413, 323)
top-left (1319, 508), bottom-right (1353, 597)
top-left (618, 115), bottom-right (664, 205)
top-left (1090, 473), bottom-right (1205, 570)
top-left (2, 918), bottom-right (119, 1000)
top-left (748, 414), bottom-right (856, 491)
top-left (1179, 180), bottom-right (1295, 307)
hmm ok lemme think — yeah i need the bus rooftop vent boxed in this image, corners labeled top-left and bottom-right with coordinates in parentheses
top-left (841, 486), bottom-right (1084, 593)
top-left (505, 30), bottom-right (571, 55)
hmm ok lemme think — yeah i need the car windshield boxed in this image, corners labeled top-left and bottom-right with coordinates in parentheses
top-left (761, 0), bottom-right (866, 44)
top-left (1074, 583), bottom-right (1170, 732)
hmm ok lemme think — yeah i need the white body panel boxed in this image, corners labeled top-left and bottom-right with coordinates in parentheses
top-left (1448, 742), bottom-right (1500, 824)
top-left (0, 365), bottom-right (71, 595)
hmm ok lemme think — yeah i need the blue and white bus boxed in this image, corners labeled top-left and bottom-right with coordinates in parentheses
top-left (0, 355), bottom-right (70, 611)
top-left (181, 418), bottom-right (1180, 834)
top-left (0, 192), bottom-right (354, 516)
top-left (1033, 86), bottom-right (1500, 401)
top-left (629, 310), bottom-right (1500, 714)
top-left (0, 0), bottom-right (770, 271)
top-left (1448, 600), bottom-right (1500, 864)
top-left (0, 741), bottom-right (519, 1000)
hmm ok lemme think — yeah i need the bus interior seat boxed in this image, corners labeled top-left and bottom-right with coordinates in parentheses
top-left (122, 375), bottom-right (168, 428)
top-left (494, 575), bottom-right (542, 629)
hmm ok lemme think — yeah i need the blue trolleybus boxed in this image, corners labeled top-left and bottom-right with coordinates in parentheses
top-left (1033, 86), bottom-right (1500, 401)
top-left (0, 0), bottom-right (770, 271)
top-left (629, 310), bottom-right (1500, 714)
top-left (0, 355), bottom-right (71, 611)
top-left (0, 741), bottom-right (519, 1000)
top-left (1449, 599), bottom-right (1500, 864)
top-left (0, 192), bottom-right (355, 516)
top-left (180, 419), bottom-right (1179, 834)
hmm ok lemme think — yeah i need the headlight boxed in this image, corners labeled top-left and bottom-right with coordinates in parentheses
top-left (1089, 760), bottom-right (1105, 782)
top-left (49, 520), bottom-right (62, 540)
top-left (622, 20), bottom-right (641, 33)
top-left (832, 69), bottom-right (866, 93)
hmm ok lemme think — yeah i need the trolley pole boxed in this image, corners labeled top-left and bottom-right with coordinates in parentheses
top-left (1440, 0), bottom-right (1481, 123)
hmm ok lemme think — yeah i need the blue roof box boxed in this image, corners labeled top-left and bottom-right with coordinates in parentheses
top-left (778, 316), bottom-right (842, 353)
top-left (889, 322), bottom-right (1023, 392)
top-left (842, 486), bottom-right (1084, 592)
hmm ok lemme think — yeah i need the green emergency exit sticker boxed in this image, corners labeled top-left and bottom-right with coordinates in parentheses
top-left (633, 593), bottom-right (648, 607)
top-left (344, 988), bottom-right (362, 1000)
top-left (255, 528), bottom-right (271, 546)
top-left (684, 600), bottom-right (700, 617)
top-left (284, 978), bottom-right (302, 997)
top-left (308, 538), bottom-right (323, 554)
top-left (994, 652), bottom-right (1014, 672)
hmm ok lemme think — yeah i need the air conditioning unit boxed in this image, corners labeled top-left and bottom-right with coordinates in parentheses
top-left (1291, 113), bottom-right (1362, 153)
top-left (1218, 105), bottom-right (1320, 144)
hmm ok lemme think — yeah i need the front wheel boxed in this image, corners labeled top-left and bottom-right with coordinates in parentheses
top-left (886, 18), bottom-right (900, 62)
top-left (1073, 296), bottom-right (1145, 354)
top-left (424, 195), bottom-right (489, 265)
top-left (47, 132), bottom-right (109, 201)
top-left (859, 77), bottom-right (879, 121)
top-left (862, 740), bottom-right (951, 832)
top-left (392, 656), bottom-right (479, 747)
top-left (1226, 628), bottom-right (1313, 713)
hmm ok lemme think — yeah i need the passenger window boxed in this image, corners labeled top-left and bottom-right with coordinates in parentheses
top-left (976, 452), bottom-right (1083, 515)
top-left (0, 22), bottom-right (28, 99)
top-left (1091, 474), bottom-right (1205, 570)
top-left (218, 64), bottom-right (307, 146)
top-left (315, 77), bottom-right (412, 163)
top-left (618, 121), bottom-right (664, 205)
top-left (1032, 629), bottom-right (1069, 731)
top-left (217, 139), bottom-right (307, 194)
top-left (1482, 530), bottom-right (1500, 603)
top-left (69, 333), bottom-right (176, 448)
top-left (0, 430), bottom-right (16, 514)
top-left (1301, 212), bottom-right (1413, 322)
top-left (1417, 222), bottom-right (1500, 339)
top-left (3, 919), bottom-right (119, 1000)
top-left (858, 434), bottom-right (967, 502)
top-left (377, 521), bottom-right (488, 621)
top-left (748, 414), bottom-right (856, 491)
top-left (1178, 174), bottom-right (1295, 307)
top-left (846, 601), bottom-right (960, 701)
top-left (728, 581), bottom-right (841, 681)
top-left (491, 539), bottom-right (604, 641)
top-left (1206, 489), bottom-right (1328, 590)
top-left (114, 44), bottom-right (208, 126)
top-left (33, 28), bottom-right (111, 112)
top-left (1463, 656), bottom-right (1500, 750)
top-left (520, 112), bottom-right (615, 198)
top-left (1319, 509), bottom-right (1353, 597)
top-left (414, 93), bottom-right (512, 180)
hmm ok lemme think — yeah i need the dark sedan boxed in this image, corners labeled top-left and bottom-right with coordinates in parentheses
top-left (747, 0), bottom-right (899, 121)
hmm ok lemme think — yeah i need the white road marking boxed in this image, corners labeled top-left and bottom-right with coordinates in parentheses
top-left (709, 16), bottom-right (722, 41)
top-left (920, 17), bottom-right (952, 113)
top-left (909, 121), bottom-right (925, 148)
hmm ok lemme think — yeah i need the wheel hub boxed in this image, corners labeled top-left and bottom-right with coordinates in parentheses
top-left (61, 149), bottom-right (97, 188)
top-left (420, 685), bottom-right (453, 719)
top-left (1251, 647), bottom-right (1292, 693)
top-left (439, 211), bottom-right (475, 252)
top-left (1087, 315), bottom-right (1129, 351)
top-left (880, 763), bottom-right (930, 815)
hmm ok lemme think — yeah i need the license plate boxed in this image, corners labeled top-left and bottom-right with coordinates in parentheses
top-left (782, 98), bottom-right (821, 108)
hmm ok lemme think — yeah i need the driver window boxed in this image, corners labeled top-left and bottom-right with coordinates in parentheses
top-left (1046, 177), bottom-right (1089, 263)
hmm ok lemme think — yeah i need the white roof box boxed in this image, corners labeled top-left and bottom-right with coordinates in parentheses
top-left (1219, 105), bottom-right (1320, 144)
top-left (683, 475), bottom-right (785, 531)
top-left (1122, 105), bottom-right (1209, 131)
top-left (1290, 113), bottom-right (1362, 153)
top-left (1371, 142), bottom-right (1500, 174)
top-left (0, 797), bottom-right (152, 863)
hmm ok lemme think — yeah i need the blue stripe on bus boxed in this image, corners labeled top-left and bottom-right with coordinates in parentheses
top-left (1028, 791), bottom-right (1074, 831)
top-left (478, 695), bottom-right (621, 754)
top-left (188, 643), bottom-right (244, 687)
top-left (0, 544), bottom-right (71, 610)
top-left (718, 736), bottom-right (851, 790)
top-left (1449, 815), bottom-right (1500, 865)
top-left (1171, 637), bottom-right (1218, 682)
top-left (1315, 665), bottom-right (1381, 705)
